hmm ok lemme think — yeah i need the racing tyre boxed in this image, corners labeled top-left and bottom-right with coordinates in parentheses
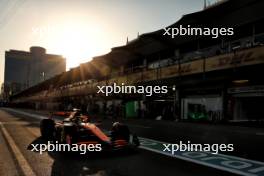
top-left (111, 122), bottom-right (130, 141)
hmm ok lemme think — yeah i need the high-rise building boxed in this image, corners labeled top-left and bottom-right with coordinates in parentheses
top-left (2, 46), bottom-right (66, 98)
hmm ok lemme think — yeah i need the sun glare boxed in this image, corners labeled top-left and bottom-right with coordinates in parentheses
top-left (49, 21), bottom-right (107, 70)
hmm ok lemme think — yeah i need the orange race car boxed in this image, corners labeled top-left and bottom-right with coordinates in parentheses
top-left (40, 109), bottom-right (140, 151)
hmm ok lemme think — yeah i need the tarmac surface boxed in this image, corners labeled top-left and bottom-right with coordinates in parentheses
top-left (1, 108), bottom-right (264, 176)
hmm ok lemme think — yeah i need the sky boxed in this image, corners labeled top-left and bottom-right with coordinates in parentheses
top-left (0, 0), bottom-right (218, 85)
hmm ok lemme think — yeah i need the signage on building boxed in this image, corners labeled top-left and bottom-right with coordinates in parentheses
top-left (206, 46), bottom-right (264, 72)
top-left (228, 86), bottom-right (264, 94)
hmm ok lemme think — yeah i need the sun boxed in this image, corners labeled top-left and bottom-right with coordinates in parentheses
top-left (48, 21), bottom-right (107, 70)
top-left (59, 31), bottom-right (91, 69)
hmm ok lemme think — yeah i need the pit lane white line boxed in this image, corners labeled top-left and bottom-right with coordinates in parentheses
top-left (0, 122), bottom-right (36, 176)
top-left (138, 144), bottom-right (256, 176)
top-left (3, 108), bottom-right (48, 121)
top-left (138, 137), bottom-right (264, 176)
top-left (1, 121), bottom-right (39, 125)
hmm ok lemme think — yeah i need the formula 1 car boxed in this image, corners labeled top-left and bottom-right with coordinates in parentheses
top-left (40, 109), bottom-right (139, 151)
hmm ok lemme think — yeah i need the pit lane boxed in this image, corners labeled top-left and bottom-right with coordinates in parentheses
top-left (0, 108), bottom-right (242, 176)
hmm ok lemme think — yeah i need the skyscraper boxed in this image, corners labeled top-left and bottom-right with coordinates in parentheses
top-left (2, 46), bottom-right (66, 99)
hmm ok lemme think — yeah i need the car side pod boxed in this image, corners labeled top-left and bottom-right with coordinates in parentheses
top-left (40, 119), bottom-right (55, 140)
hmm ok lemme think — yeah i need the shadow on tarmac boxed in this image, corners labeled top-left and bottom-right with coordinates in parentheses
top-left (27, 137), bottom-right (140, 176)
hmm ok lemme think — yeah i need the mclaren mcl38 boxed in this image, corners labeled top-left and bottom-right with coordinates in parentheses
top-left (40, 109), bottom-right (140, 152)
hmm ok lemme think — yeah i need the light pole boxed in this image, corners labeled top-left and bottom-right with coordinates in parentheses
top-left (173, 85), bottom-right (177, 121)
top-left (41, 72), bottom-right (45, 81)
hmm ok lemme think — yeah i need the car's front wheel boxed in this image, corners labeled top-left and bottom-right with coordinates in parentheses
top-left (111, 122), bottom-right (130, 141)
